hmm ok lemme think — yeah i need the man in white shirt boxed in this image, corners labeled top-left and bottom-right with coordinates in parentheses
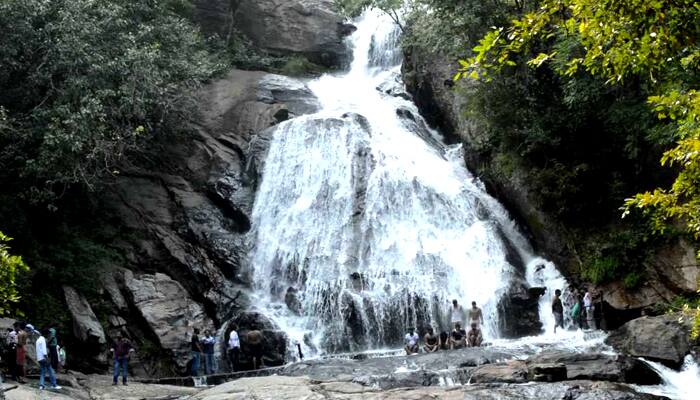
top-left (403, 327), bottom-right (419, 355)
top-left (36, 329), bottom-right (61, 390)
top-left (227, 324), bottom-right (241, 372)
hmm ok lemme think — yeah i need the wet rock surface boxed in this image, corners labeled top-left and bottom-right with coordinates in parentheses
top-left (190, 375), bottom-right (668, 400)
top-left (606, 314), bottom-right (695, 367)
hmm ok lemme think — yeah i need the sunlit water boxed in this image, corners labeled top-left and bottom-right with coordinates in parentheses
top-left (239, 8), bottom-right (699, 399)
top-left (247, 9), bottom-right (569, 356)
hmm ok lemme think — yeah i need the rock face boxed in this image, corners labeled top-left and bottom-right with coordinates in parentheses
top-left (194, 0), bottom-right (354, 68)
top-left (86, 70), bottom-right (321, 375)
top-left (605, 314), bottom-right (695, 367)
top-left (63, 286), bottom-right (107, 346)
top-left (63, 286), bottom-right (108, 367)
top-left (124, 271), bottom-right (215, 369)
top-left (232, 0), bottom-right (354, 67)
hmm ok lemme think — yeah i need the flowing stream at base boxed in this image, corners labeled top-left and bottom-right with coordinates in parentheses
top-left (244, 10), bottom-right (698, 399)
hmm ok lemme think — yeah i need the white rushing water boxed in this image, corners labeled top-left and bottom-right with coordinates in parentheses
top-left (248, 10), bottom-right (569, 356)
top-left (636, 356), bottom-right (700, 400)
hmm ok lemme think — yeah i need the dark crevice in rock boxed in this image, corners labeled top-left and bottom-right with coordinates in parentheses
top-left (205, 188), bottom-right (252, 233)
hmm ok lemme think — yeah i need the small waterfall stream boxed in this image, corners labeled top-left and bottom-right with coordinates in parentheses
top-left (247, 10), bottom-right (566, 356)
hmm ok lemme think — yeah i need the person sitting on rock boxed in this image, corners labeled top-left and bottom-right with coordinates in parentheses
top-left (404, 327), bottom-right (419, 355)
top-left (467, 322), bottom-right (483, 347)
top-left (439, 331), bottom-right (449, 350)
top-left (450, 323), bottom-right (466, 349)
top-left (423, 327), bottom-right (439, 353)
top-left (247, 330), bottom-right (264, 370)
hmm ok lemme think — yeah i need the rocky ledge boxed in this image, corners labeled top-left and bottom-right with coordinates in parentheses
top-left (191, 375), bottom-right (667, 400)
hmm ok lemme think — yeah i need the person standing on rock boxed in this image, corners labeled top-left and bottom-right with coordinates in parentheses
top-left (583, 291), bottom-right (595, 330)
top-left (190, 328), bottom-right (203, 376)
top-left (404, 327), bottom-right (419, 355)
top-left (469, 302), bottom-right (484, 328)
top-left (36, 329), bottom-right (62, 390)
top-left (227, 324), bottom-right (241, 372)
top-left (450, 323), bottom-right (466, 349)
top-left (467, 322), bottom-right (483, 347)
top-left (202, 330), bottom-right (216, 375)
top-left (110, 335), bottom-right (134, 386)
top-left (449, 299), bottom-right (464, 329)
top-left (247, 329), bottom-right (264, 370)
top-left (552, 289), bottom-right (564, 333)
top-left (423, 327), bottom-right (439, 353)
top-left (15, 322), bottom-right (28, 384)
top-left (48, 327), bottom-right (59, 372)
top-left (5, 324), bottom-right (18, 381)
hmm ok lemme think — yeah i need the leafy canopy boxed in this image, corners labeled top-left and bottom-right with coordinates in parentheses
top-left (0, 0), bottom-right (220, 199)
top-left (457, 0), bottom-right (700, 251)
top-left (0, 231), bottom-right (29, 316)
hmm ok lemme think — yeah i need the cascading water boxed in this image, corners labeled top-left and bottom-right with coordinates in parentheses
top-left (636, 356), bottom-right (700, 400)
top-left (248, 10), bottom-right (568, 356)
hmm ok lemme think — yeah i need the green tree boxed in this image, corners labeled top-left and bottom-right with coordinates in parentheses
top-left (0, 0), bottom-right (221, 199)
top-left (457, 0), bottom-right (700, 253)
top-left (334, 0), bottom-right (407, 29)
top-left (0, 231), bottom-right (29, 316)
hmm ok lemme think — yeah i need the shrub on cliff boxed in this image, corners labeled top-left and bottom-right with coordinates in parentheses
top-left (0, 0), bottom-right (221, 201)
top-left (0, 231), bottom-right (29, 316)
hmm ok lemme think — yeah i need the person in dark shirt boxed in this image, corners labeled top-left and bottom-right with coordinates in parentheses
top-left (450, 323), bottom-right (466, 349)
top-left (190, 328), bottom-right (203, 376)
top-left (439, 331), bottom-right (449, 350)
top-left (552, 289), bottom-right (564, 333)
top-left (247, 330), bottom-right (263, 370)
top-left (110, 335), bottom-right (134, 386)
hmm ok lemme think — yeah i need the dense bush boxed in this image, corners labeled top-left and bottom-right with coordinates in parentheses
top-left (0, 0), bottom-right (221, 200)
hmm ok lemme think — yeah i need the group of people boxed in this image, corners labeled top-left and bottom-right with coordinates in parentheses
top-left (551, 287), bottom-right (602, 333)
top-left (1, 322), bottom-right (66, 391)
top-left (403, 300), bottom-right (485, 355)
top-left (189, 324), bottom-right (264, 377)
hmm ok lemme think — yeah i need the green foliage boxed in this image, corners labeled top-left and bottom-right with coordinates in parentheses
top-left (0, 0), bottom-right (221, 199)
top-left (0, 231), bottom-right (29, 316)
top-left (457, 0), bottom-right (700, 252)
top-left (334, 0), bottom-right (406, 29)
top-left (578, 226), bottom-right (652, 287)
top-left (279, 56), bottom-right (328, 77)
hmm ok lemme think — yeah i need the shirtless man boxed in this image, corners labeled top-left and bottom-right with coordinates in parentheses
top-left (467, 322), bottom-right (483, 347)
top-left (468, 302), bottom-right (484, 327)
top-left (247, 330), bottom-right (264, 370)
top-left (423, 327), bottom-right (439, 353)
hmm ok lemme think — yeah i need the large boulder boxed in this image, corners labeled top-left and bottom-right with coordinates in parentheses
top-left (605, 314), bottom-right (694, 367)
top-left (231, 312), bottom-right (288, 367)
top-left (63, 286), bottom-right (107, 346)
top-left (528, 352), bottom-right (661, 385)
top-left (230, 0), bottom-right (355, 68)
top-left (124, 271), bottom-right (215, 370)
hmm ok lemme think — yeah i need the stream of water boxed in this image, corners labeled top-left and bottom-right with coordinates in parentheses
top-left (245, 9), bottom-right (699, 399)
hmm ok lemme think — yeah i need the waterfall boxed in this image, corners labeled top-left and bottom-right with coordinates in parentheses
top-left (637, 356), bottom-right (700, 400)
top-left (247, 10), bottom-right (567, 356)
